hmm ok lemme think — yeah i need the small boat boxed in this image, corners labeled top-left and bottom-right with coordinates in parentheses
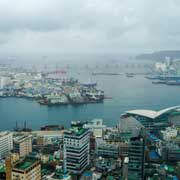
top-left (166, 80), bottom-right (180, 86)
top-left (126, 73), bottom-right (134, 78)
top-left (38, 99), bottom-right (48, 105)
top-left (82, 80), bottom-right (97, 87)
top-left (152, 80), bottom-right (166, 84)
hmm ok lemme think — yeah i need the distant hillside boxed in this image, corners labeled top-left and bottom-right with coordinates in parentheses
top-left (136, 50), bottom-right (180, 61)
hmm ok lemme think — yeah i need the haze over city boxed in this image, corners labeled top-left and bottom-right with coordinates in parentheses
top-left (0, 0), bottom-right (180, 60)
top-left (1, 1), bottom-right (180, 180)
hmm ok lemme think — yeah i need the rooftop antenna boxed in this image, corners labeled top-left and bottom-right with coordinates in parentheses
top-left (56, 63), bottom-right (58, 75)
top-left (44, 64), bottom-right (47, 73)
top-left (15, 121), bottom-right (18, 131)
top-left (24, 120), bottom-right (27, 130)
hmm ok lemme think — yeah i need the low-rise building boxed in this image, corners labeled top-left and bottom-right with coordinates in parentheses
top-left (161, 127), bottom-right (178, 141)
top-left (6, 157), bottom-right (41, 180)
top-left (46, 167), bottom-right (72, 180)
top-left (83, 119), bottom-right (106, 138)
top-left (96, 139), bottom-right (119, 158)
top-left (162, 143), bottom-right (180, 162)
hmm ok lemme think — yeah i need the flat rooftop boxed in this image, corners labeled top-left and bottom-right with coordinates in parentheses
top-left (14, 158), bottom-right (39, 171)
top-left (64, 127), bottom-right (87, 136)
top-left (0, 131), bottom-right (11, 138)
top-left (14, 135), bottom-right (31, 143)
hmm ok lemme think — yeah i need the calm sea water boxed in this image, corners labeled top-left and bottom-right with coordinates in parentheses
top-left (1, 68), bottom-right (180, 130)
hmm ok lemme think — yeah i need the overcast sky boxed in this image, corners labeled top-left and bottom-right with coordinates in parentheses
top-left (0, 0), bottom-right (180, 55)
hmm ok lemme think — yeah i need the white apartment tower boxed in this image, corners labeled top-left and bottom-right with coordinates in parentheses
top-left (0, 132), bottom-right (13, 159)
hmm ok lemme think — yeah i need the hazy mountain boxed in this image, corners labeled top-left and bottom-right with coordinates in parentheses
top-left (136, 50), bottom-right (180, 61)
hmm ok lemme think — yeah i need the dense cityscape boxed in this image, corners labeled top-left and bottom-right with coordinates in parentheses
top-left (0, 105), bottom-right (180, 180)
top-left (0, 60), bottom-right (180, 180)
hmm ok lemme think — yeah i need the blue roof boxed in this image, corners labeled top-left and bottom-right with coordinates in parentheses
top-left (83, 172), bottom-right (92, 177)
top-left (149, 151), bottom-right (160, 159)
top-left (173, 176), bottom-right (178, 180)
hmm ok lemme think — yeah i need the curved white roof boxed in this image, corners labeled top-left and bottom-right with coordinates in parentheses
top-left (125, 110), bottom-right (157, 119)
top-left (125, 106), bottom-right (180, 119)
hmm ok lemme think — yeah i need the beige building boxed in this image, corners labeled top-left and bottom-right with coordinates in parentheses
top-left (13, 135), bottom-right (32, 157)
top-left (12, 157), bottom-right (41, 180)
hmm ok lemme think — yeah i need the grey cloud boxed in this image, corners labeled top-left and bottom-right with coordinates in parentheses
top-left (0, 0), bottom-right (180, 55)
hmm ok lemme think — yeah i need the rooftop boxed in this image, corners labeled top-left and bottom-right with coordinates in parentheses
top-left (49, 169), bottom-right (71, 180)
top-left (149, 151), bottom-right (160, 160)
top-left (64, 127), bottom-right (87, 136)
top-left (125, 105), bottom-right (180, 119)
top-left (14, 158), bottom-right (39, 171)
top-left (14, 135), bottom-right (31, 143)
top-left (0, 165), bottom-right (5, 173)
top-left (0, 131), bottom-right (11, 138)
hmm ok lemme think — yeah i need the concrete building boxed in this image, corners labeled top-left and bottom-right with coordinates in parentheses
top-left (46, 167), bottom-right (72, 180)
top-left (64, 127), bottom-right (90, 174)
top-left (34, 130), bottom-right (64, 146)
top-left (122, 157), bottom-right (129, 179)
top-left (128, 136), bottom-right (145, 180)
top-left (13, 135), bottom-right (32, 157)
top-left (11, 157), bottom-right (41, 180)
top-left (96, 139), bottom-right (119, 158)
top-left (161, 143), bottom-right (180, 162)
top-left (161, 127), bottom-right (178, 141)
top-left (0, 132), bottom-right (13, 159)
top-left (83, 119), bottom-right (106, 138)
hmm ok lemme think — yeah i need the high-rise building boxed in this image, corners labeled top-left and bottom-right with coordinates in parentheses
top-left (13, 135), bottom-right (32, 157)
top-left (10, 157), bottom-right (41, 180)
top-left (128, 136), bottom-right (145, 180)
top-left (0, 132), bottom-right (13, 159)
top-left (64, 127), bottom-right (90, 174)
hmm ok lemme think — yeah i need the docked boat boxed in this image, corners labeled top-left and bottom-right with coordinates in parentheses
top-left (48, 94), bottom-right (69, 105)
top-left (39, 99), bottom-right (48, 105)
top-left (152, 80), bottom-right (166, 84)
top-left (84, 89), bottom-right (104, 102)
top-left (68, 90), bottom-right (85, 104)
top-left (39, 94), bottom-right (69, 105)
top-left (81, 80), bottom-right (97, 87)
top-left (145, 75), bottom-right (159, 80)
top-left (126, 73), bottom-right (134, 78)
top-left (166, 80), bottom-right (180, 86)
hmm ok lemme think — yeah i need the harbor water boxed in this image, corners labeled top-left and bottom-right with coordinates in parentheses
top-left (0, 69), bottom-right (180, 130)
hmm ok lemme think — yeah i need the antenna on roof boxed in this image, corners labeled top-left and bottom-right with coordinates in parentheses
top-left (23, 121), bottom-right (27, 131)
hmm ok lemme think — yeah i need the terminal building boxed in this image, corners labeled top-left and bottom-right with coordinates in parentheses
top-left (121, 106), bottom-right (180, 133)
